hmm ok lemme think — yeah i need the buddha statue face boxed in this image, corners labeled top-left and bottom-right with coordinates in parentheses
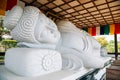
top-left (37, 27), bottom-right (59, 43)
top-left (34, 14), bottom-right (60, 44)
top-left (36, 25), bottom-right (60, 44)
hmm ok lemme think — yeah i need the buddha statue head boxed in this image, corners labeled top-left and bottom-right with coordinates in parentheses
top-left (3, 6), bottom-right (60, 49)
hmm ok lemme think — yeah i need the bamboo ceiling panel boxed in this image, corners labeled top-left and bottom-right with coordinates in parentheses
top-left (20, 0), bottom-right (120, 28)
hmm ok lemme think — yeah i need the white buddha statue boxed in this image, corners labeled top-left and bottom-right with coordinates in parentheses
top-left (3, 6), bottom-right (62, 77)
top-left (56, 20), bottom-right (111, 69)
top-left (9, 6), bottom-right (60, 49)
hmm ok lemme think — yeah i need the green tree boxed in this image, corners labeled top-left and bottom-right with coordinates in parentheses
top-left (106, 40), bottom-right (115, 53)
top-left (96, 37), bottom-right (108, 47)
top-left (0, 16), bottom-right (17, 52)
top-left (95, 37), bottom-right (116, 53)
top-left (118, 42), bottom-right (120, 53)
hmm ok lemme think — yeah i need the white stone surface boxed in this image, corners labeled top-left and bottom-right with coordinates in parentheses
top-left (5, 48), bottom-right (62, 77)
top-left (7, 6), bottom-right (60, 49)
top-left (0, 65), bottom-right (93, 80)
top-left (3, 6), bottom-right (23, 30)
top-left (100, 47), bottom-right (108, 57)
top-left (3, 6), bottom-right (61, 77)
top-left (11, 6), bottom-right (40, 43)
top-left (56, 20), bottom-right (111, 68)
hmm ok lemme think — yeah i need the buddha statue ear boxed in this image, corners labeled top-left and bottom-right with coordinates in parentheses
top-left (3, 6), bottom-right (23, 30)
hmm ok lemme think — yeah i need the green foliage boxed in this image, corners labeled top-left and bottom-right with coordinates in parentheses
top-left (95, 37), bottom-right (115, 53)
top-left (0, 56), bottom-right (4, 62)
top-left (106, 40), bottom-right (115, 53)
top-left (0, 27), bottom-right (2, 30)
top-left (96, 37), bottom-right (108, 47)
top-left (118, 42), bottom-right (120, 53)
top-left (0, 17), bottom-right (17, 52)
top-left (0, 42), bottom-right (5, 52)
top-left (0, 56), bottom-right (4, 59)
top-left (0, 26), bottom-right (3, 35)
top-left (1, 40), bottom-right (17, 51)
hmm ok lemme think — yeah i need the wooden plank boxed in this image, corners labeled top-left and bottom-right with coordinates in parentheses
top-left (106, 65), bottom-right (120, 80)
top-left (113, 60), bottom-right (120, 66)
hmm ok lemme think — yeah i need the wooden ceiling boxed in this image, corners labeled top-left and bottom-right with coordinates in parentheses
top-left (20, 0), bottom-right (120, 28)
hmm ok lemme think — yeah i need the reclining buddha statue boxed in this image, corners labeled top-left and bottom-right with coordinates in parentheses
top-left (56, 20), bottom-right (111, 69)
top-left (3, 5), bottom-right (62, 77)
top-left (2, 5), bottom-right (111, 79)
